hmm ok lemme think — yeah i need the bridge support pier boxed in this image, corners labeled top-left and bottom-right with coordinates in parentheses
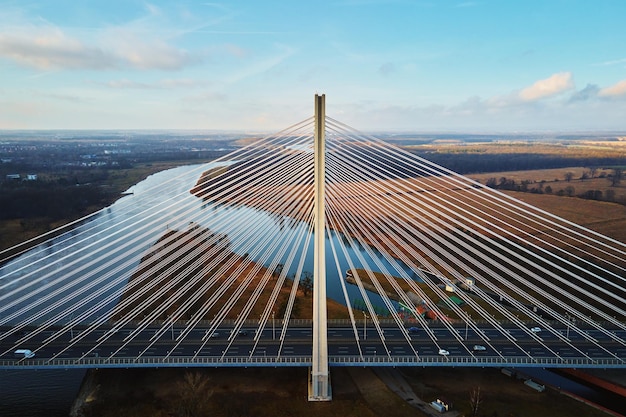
top-left (309, 94), bottom-right (331, 401)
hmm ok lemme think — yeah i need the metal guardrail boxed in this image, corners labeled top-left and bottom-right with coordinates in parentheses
top-left (2, 355), bottom-right (625, 369)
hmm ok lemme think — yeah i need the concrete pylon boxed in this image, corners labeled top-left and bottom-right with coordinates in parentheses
top-left (309, 94), bottom-right (331, 401)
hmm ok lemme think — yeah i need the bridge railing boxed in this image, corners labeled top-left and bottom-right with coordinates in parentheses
top-left (2, 355), bottom-right (625, 369)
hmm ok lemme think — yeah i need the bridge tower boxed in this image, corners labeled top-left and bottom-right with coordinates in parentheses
top-left (309, 94), bottom-right (331, 401)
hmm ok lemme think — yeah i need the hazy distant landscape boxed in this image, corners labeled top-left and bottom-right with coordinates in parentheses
top-left (2, 130), bottom-right (625, 254)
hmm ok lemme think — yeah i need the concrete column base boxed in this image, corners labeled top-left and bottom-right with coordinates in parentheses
top-left (308, 367), bottom-right (332, 401)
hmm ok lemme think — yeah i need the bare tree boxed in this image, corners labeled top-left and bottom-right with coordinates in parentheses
top-left (564, 172), bottom-right (574, 182)
top-left (273, 263), bottom-right (284, 280)
top-left (469, 386), bottom-right (482, 417)
top-left (610, 168), bottom-right (623, 187)
top-left (175, 371), bottom-right (213, 417)
top-left (301, 271), bottom-right (313, 297)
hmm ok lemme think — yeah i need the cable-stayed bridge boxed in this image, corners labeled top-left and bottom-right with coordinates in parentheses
top-left (1, 95), bottom-right (625, 400)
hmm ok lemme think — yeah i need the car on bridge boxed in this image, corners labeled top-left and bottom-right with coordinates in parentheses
top-left (530, 327), bottom-right (542, 333)
top-left (473, 345), bottom-right (486, 351)
top-left (14, 349), bottom-right (35, 359)
top-left (408, 327), bottom-right (419, 334)
top-left (438, 349), bottom-right (450, 356)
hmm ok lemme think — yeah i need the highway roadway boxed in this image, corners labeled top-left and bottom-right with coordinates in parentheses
top-left (2, 324), bottom-right (626, 368)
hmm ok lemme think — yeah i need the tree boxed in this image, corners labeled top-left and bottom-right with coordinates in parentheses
top-left (564, 172), bottom-right (574, 182)
top-left (301, 271), bottom-right (313, 297)
top-left (469, 386), bottom-right (482, 417)
top-left (565, 185), bottom-right (575, 196)
top-left (175, 371), bottom-right (213, 417)
top-left (588, 166), bottom-right (599, 178)
top-left (606, 189), bottom-right (615, 201)
top-left (609, 168), bottom-right (623, 187)
top-left (273, 263), bottom-right (284, 280)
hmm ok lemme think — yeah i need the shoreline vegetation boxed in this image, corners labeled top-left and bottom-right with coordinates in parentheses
top-left (113, 223), bottom-right (350, 323)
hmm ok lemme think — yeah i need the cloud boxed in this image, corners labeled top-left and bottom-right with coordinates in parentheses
top-left (101, 28), bottom-right (199, 70)
top-left (593, 58), bottom-right (626, 67)
top-left (378, 62), bottom-right (395, 77)
top-left (0, 27), bottom-right (114, 70)
top-left (0, 24), bottom-right (200, 71)
top-left (519, 72), bottom-right (574, 101)
top-left (568, 84), bottom-right (600, 102)
top-left (599, 80), bottom-right (626, 97)
top-left (182, 91), bottom-right (227, 104)
top-left (101, 78), bottom-right (204, 89)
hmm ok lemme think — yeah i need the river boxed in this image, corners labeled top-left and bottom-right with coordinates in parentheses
top-left (0, 162), bottom-right (406, 415)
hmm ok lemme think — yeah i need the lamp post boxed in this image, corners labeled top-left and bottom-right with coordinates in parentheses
top-left (272, 311), bottom-right (275, 340)
top-left (363, 312), bottom-right (367, 341)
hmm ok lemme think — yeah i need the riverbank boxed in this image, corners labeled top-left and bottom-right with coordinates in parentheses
top-left (0, 160), bottom-right (206, 254)
top-left (111, 222), bottom-right (350, 322)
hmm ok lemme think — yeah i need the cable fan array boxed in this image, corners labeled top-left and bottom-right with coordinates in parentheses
top-left (0, 115), bottom-right (625, 364)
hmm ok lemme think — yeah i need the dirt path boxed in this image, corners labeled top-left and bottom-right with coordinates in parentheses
top-left (373, 367), bottom-right (459, 417)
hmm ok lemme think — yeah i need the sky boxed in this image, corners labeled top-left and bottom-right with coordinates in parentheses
top-left (1, 0), bottom-right (626, 133)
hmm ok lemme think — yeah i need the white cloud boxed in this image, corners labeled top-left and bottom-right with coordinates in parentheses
top-left (0, 26), bottom-right (113, 70)
top-left (593, 58), bottom-right (626, 67)
top-left (100, 28), bottom-right (199, 71)
top-left (599, 80), bottom-right (626, 97)
top-left (519, 72), bottom-right (574, 101)
top-left (0, 23), bottom-right (200, 71)
top-left (101, 78), bottom-right (204, 89)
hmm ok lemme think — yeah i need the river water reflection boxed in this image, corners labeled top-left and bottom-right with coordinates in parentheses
top-left (0, 162), bottom-right (412, 415)
top-left (1, 163), bottom-right (408, 325)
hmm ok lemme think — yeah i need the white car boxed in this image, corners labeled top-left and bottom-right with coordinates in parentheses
top-left (530, 327), bottom-right (542, 333)
top-left (472, 345), bottom-right (486, 351)
top-left (14, 349), bottom-right (35, 358)
top-left (438, 349), bottom-right (450, 356)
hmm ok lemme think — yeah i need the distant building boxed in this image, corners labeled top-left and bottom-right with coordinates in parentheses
top-left (443, 279), bottom-right (455, 293)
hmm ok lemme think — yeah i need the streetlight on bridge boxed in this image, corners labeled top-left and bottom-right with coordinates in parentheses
top-left (363, 311), bottom-right (368, 341)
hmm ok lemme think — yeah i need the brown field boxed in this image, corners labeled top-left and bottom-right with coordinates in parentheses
top-left (408, 138), bottom-right (626, 159)
top-left (470, 167), bottom-right (626, 204)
